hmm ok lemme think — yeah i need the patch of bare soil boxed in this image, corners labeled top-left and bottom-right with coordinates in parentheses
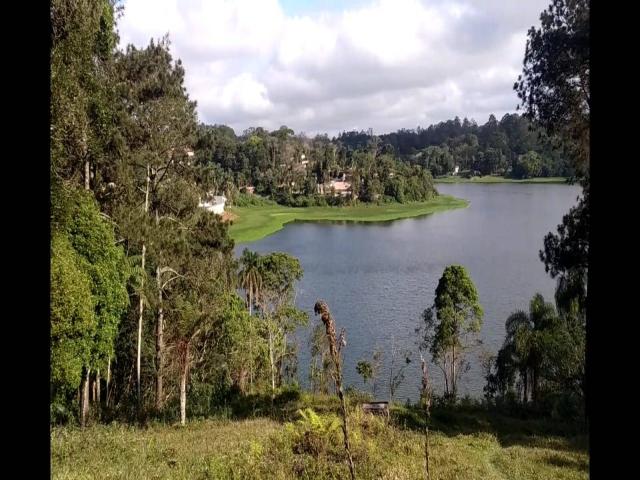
top-left (222, 211), bottom-right (237, 223)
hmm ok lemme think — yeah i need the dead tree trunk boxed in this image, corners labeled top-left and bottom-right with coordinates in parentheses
top-left (179, 342), bottom-right (190, 426)
top-left (136, 241), bottom-right (145, 404)
top-left (81, 368), bottom-right (90, 428)
top-left (268, 323), bottom-right (276, 398)
top-left (314, 300), bottom-right (356, 480)
top-left (155, 265), bottom-right (164, 411)
top-left (136, 164), bottom-right (150, 406)
top-left (106, 357), bottom-right (111, 408)
top-left (451, 343), bottom-right (456, 399)
top-left (96, 370), bottom-right (101, 411)
top-left (84, 160), bottom-right (91, 190)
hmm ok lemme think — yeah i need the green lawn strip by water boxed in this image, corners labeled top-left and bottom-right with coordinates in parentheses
top-left (435, 175), bottom-right (568, 184)
top-left (228, 194), bottom-right (469, 244)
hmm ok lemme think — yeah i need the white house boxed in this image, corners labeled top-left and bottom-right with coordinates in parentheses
top-left (199, 195), bottom-right (227, 215)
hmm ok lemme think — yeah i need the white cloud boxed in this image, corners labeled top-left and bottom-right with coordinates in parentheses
top-left (117, 0), bottom-right (550, 135)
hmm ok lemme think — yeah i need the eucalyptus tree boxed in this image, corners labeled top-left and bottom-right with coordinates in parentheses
top-left (417, 265), bottom-right (483, 400)
top-left (256, 252), bottom-right (307, 396)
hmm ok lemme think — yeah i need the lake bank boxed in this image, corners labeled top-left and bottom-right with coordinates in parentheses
top-left (435, 175), bottom-right (568, 184)
top-left (228, 194), bottom-right (469, 244)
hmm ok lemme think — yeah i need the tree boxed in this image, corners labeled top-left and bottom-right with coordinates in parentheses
top-left (50, 0), bottom-right (121, 191)
top-left (503, 294), bottom-right (558, 403)
top-left (257, 252), bottom-right (307, 396)
top-left (238, 249), bottom-right (263, 391)
top-left (309, 324), bottom-right (331, 395)
top-left (388, 336), bottom-right (411, 403)
top-left (238, 249), bottom-right (262, 317)
top-left (417, 265), bottom-right (483, 400)
top-left (515, 0), bottom-right (590, 178)
top-left (51, 232), bottom-right (95, 423)
top-left (420, 353), bottom-right (433, 480)
top-left (513, 151), bottom-right (543, 179)
top-left (113, 36), bottom-right (198, 407)
top-left (486, 292), bottom-right (584, 411)
top-left (166, 233), bottom-right (234, 425)
top-left (356, 361), bottom-right (373, 389)
top-left (51, 182), bottom-right (129, 425)
top-left (421, 145), bottom-right (454, 177)
top-left (515, 0), bottom-right (589, 417)
top-left (540, 187), bottom-right (589, 291)
top-left (217, 294), bottom-right (261, 395)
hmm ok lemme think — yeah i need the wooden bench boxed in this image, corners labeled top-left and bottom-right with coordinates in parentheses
top-left (361, 402), bottom-right (389, 417)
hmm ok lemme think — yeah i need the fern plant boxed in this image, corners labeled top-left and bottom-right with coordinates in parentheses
top-left (289, 408), bottom-right (341, 457)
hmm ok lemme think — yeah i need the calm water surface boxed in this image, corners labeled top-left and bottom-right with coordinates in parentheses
top-left (235, 183), bottom-right (582, 402)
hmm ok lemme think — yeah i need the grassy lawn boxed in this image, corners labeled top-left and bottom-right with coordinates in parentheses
top-left (435, 175), bottom-right (568, 184)
top-left (51, 403), bottom-right (588, 480)
top-left (227, 194), bottom-right (469, 244)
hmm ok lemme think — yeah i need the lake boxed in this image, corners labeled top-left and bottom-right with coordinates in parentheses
top-left (235, 183), bottom-right (582, 402)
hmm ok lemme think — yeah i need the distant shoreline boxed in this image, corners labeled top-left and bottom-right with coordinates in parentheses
top-left (434, 175), bottom-right (568, 184)
top-left (228, 194), bottom-right (469, 244)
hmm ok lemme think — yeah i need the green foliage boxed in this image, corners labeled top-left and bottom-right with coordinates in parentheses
top-left (486, 293), bottom-right (585, 419)
top-left (309, 324), bottom-right (332, 395)
top-left (540, 187), bottom-right (589, 284)
top-left (51, 183), bottom-right (129, 406)
top-left (50, 0), bottom-right (121, 185)
top-left (515, 0), bottom-right (590, 176)
top-left (356, 361), bottom-right (373, 385)
top-left (287, 408), bottom-right (342, 457)
top-left (231, 193), bottom-right (276, 207)
top-left (418, 265), bottom-right (483, 399)
top-left (512, 151), bottom-right (543, 179)
top-left (50, 232), bottom-right (96, 394)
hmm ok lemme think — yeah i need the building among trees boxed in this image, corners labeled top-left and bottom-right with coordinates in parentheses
top-left (199, 195), bottom-right (227, 215)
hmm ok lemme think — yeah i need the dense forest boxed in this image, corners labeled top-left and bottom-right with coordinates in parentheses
top-left (50, 0), bottom-right (588, 445)
top-left (195, 111), bottom-right (572, 208)
top-left (195, 124), bottom-right (438, 207)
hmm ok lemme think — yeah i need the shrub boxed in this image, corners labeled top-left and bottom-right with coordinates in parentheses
top-left (287, 408), bottom-right (341, 457)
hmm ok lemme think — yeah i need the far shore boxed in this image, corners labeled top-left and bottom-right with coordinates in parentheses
top-left (435, 175), bottom-right (568, 184)
top-left (227, 194), bottom-right (469, 244)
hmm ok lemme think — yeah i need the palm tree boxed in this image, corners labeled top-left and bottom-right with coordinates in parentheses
top-left (238, 249), bottom-right (262, 316)
top-left (238, 249), bottom-right (262, 392)
top-left (503, 293), bottom-right (557, 403)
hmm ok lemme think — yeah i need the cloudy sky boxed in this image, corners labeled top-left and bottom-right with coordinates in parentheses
top-left (118, 0), bottom-right (549, 136)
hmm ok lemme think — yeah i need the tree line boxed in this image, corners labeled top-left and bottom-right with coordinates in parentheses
top-left (50, 0), bottom-right (305, 426)
top-left (195, 124), bottom-right (440, 207)
top-left (194, 111), bottom-right (572, 209)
